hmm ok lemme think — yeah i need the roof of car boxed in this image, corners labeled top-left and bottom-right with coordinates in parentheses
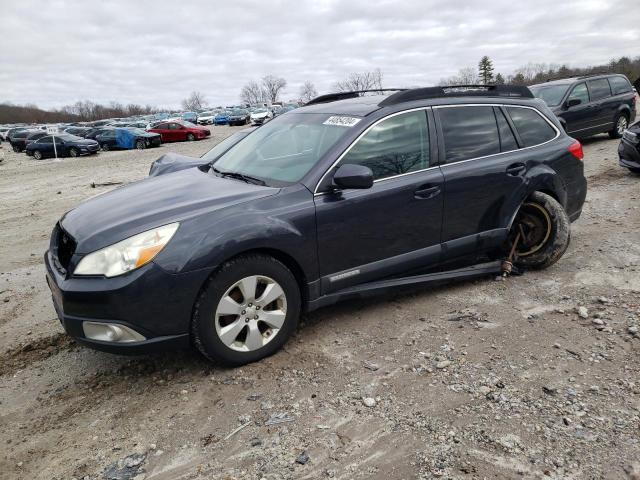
top-left (299, 85), bottom-right (540, 116)
top-left (533, 73), bottom-right (627, 87)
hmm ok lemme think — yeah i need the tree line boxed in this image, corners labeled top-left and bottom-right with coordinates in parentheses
top-left (3, 56), bottom-right (638, 125)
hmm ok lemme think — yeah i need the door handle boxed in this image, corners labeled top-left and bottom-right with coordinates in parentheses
top-left (414, 185), bottom-right (441, 199)
top-left (506, 163), bottom-right (526, 176)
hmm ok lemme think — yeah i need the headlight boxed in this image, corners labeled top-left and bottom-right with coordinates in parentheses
top-left (74, 223), bottom-right (179, 277)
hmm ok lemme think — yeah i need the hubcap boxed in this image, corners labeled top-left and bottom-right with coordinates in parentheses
top-left (617, 117), bottom-right (628, 135)
top-left (509, 202), bottom-right (552, 257)
top-left (214, 275), bottom-right (287, 352)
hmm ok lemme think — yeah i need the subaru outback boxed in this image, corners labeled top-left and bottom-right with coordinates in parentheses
top-left (45, 85), bottom-right (587, 366)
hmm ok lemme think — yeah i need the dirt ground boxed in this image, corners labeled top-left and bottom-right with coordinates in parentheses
top-left (0, 126), bottom-right (639, 480)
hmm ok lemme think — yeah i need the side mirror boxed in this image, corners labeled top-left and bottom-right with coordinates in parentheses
top-left (566, 98), bottom-right (581, 108)
top-left (332, 164), bottom-right (374, 190)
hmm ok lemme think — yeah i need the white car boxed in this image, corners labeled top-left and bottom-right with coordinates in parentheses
top-left (250, 108), bottom-right (273, 125)
top-left (197, 111), bottom-right (217, 125)
top-left (0, 127), bottom-right (10, 141)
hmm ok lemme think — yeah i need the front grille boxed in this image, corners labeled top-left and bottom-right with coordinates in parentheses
top-left (54, 224), bottom-right (77, 272)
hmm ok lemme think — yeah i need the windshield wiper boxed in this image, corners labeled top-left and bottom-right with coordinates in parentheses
top-left (212, 167), bottom-right (266, 186)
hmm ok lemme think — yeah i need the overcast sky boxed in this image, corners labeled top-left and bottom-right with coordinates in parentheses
top-left (2, 0), bottom-right (638, 110)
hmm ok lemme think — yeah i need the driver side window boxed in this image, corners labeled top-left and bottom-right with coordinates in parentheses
top-left (567, 83), bottom-right (589, 104)
top-left (338, 110), bottom-right (429, 181)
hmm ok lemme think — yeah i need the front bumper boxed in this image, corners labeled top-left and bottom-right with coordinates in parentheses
top-left (45, 250), bottom-right (209, 354)
top-left (618, 138), bottom-right (640, 170)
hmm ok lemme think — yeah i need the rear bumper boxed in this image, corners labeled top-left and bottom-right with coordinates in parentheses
top-left (565, 175), bottom-right (587, 223)
top-left (619, 139), bottom-right (640, 170)
top-left (45, 250), bottom-right (208, 354)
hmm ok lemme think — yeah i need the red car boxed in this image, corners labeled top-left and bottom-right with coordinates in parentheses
top-left (147, 121), bottom-right (210, 142)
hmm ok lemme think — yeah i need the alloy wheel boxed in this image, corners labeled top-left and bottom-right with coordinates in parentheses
top-left (34, 150), bottom-right (42, 160)
top-left (214, 275), bottom-right (287, 352)
top-left (617, 116), bottom-right (628, 136)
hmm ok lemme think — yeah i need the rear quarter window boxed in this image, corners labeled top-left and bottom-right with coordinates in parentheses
top-left (506, 107), bottom-right (557, 147)
top-left (438, 106), bottom-right (500, 163)
top-left (608, 76), bottom-right (632, 95)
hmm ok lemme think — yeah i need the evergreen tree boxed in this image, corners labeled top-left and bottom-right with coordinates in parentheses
top-left (478, 56), bottom-right (495, 84)
top-left (495, 73), bottom-right (505, 85)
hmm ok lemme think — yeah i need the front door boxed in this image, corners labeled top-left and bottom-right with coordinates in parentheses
top-left (562, 82), bottom-right (594, 136)
top-left (314, 109), bottom-right (444, 294)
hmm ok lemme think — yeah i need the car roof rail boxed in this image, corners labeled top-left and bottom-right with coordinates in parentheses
top-left (545, 72), bottom-right (616, 82)
top-left (379, 85), bottom-right (534, 106)
top-left (305, 89), bottom-right (407, 106)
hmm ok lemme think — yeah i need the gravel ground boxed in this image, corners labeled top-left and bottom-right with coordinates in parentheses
top-left (0, 127), bottom-right (639, 480)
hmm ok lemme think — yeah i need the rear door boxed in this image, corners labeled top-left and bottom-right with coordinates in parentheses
top-left (562, 83), bottom-right (594, 135)
top-left (587, 78), bottom-right (614, 132)
top-left (435, 104), bottom-right (532, 260)
top-left (314, 109), bottom-right (444, 293)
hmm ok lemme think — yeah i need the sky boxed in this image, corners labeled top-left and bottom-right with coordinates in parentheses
top-left (1, 0), bottom-right (638, 110)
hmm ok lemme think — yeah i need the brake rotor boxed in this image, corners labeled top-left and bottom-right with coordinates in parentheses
top-left (509, 202), bottom-right (552, 257)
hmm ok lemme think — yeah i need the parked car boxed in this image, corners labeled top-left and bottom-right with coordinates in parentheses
top-left (618, 120), bottom-right (640, 175)
top-left (182, 112), bottom-right (198, 123)
top-left (530, 74), bottom-right (636, 139)
top-left (147, 121), bottom-right (210, 142)
top-left (149, 127), bottom-right (256, 177)
top-left (25, 134), bottom-right (99, 159)
top-left (64, 126), bottom-right (92, 137)
top-left (227, 109), bottom-right (250, 126)
top-left (9, 129), bottom-right (40, 152)
top-left (197, 111), bottom-right (217, 125)
top-left (24, 130), bottom-right (50, 145)
top-left (250, 108), bottom-right (273, 126)
top-left (0, 127), bottom-right (10, 140)
top-left (83, 127), bottom-right (114, 140)
top-left (95, 128), bottom-right (162, 151)
top-left (45, 85), bottom-right (587, 366)
top-left (214, 111), bottom-right (231, 125)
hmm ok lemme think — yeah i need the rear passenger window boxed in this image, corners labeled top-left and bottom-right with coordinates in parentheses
top-left (608, 76), bottom-right (632, 95)
top-left (588, 79), bottom-right (612, 100)
top-left (506, 107), bottom-right (556, 147)
top-left (439, 106), bottom-right (500, 163)
top-left (495, 108), bottom-right (518, 151)
top-left (340, 110), bottom-right (429, 180)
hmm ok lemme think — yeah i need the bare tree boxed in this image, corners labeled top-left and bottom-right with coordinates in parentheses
top-left (333, 69), bottom-right (384, 92)
top-left (181, 91), bottom-right (207, 111)
top-left (240, 80), bottom-right (265, 105)
top-left (299, 81), bottom-right (318, 103)
top-left (261, 75), bottom-right (287, 103)
top-left (440, 67), bottom-right (479, 86)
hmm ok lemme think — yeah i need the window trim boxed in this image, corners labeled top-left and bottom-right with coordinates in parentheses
top-left (313, 107), bottom-right (434, 194)
top-left (433, 104), bottom-right (560, 168)
top-left (314, 103), bottom-right (560, 194)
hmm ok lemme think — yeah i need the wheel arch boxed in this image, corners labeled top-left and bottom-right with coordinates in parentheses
top-left (505, 170), bottom-right (567, 230)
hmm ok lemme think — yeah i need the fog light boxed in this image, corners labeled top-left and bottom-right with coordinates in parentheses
top-left (83, 322), bottom-right (146, 343)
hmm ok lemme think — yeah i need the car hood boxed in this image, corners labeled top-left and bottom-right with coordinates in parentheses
top-left (251, 112), bottom-right (269, 118)
top-left (60, 168), bottom-right (278, 253)
top-left (70, 139), bottom-right (99, 146)
top-left (148, 152), bottom-right (205, 177)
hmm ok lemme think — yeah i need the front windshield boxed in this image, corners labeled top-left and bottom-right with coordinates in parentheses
top-left (529, 84), bottom-right (571, 107)
top-left (201, 131), bottom-right (250, 161)
top-left (212, 113), bottom-right (353, 185)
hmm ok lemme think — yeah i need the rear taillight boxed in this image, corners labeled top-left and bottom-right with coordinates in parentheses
top-left (568, 140), bottom-right (583, 161)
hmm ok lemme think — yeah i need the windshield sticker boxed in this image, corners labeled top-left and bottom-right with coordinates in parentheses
top-left (323, 116), bottom-right (362, 127)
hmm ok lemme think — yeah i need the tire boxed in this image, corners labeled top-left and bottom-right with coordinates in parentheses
top-left (629, 168), bottom-right (640, 176)
top-left (69, 148), bottom-right (79, 157)
top-left (12, 145), bottom-right (20, 153)
top-left (609, 113), bottom-right (629, 139)
top-left (101, 143), bottom-right (109, 151)
top-left (136, 140), bottom-right (146, 150)
top-left (192, 254), bottom-right (301, 366)
top-left (33, 150), bottom-right (42, 160)
top-left (186, 133), bottom-right (195, 141)
top-left (510, 192), bottom-right (570, 270)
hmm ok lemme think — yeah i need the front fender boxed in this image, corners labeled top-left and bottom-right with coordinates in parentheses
top-left (154, 186), bottom-right (319, 281)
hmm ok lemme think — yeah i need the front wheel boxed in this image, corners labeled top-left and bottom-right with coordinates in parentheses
top-left (101, 143), bottom-right (109, 151)
top-left (609, 114), bottom-right (628, 139)
top-left (12, 145), bottom-right (20, 153)
top-left (136, 139), bottom-right (146, 150)
top-left (69, 148), bottom-right (79, 157)
top-left (33, 150), bottom-right (43, 160)
top-left (186, 133), bottom-right (195, 141)
top-left (192, 255), bottom-right (301, 366)
top-left (508, 192), bottom-right (570, 270)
